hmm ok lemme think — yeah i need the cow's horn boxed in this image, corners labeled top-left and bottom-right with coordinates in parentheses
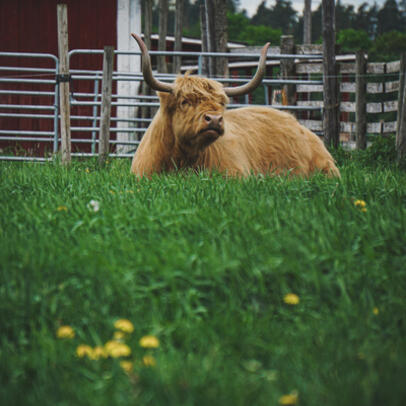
top-left (131, 33), bottom-right (174, 93)
top-left (223, 42), bottom-right (270, 97)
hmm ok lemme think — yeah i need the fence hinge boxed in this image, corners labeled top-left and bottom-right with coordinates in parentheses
top-left (56, 73), bottom-right (71, 84)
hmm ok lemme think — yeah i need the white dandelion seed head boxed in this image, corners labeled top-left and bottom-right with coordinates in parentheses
top-left (88, 199), bottom-right (100, 212)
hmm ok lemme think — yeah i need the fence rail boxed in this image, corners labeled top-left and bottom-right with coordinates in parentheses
top-left (1, 47), bottom-right (405, 161)
top-left (0, 52), bottom-right (60, 157)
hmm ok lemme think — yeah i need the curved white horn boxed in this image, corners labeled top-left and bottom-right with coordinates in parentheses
top-left (131, 33), bottom-right (174, 93)
top-left (223, 42), bottom-right (270, 97)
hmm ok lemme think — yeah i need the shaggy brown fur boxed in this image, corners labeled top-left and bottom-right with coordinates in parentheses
top-left (131, 74), bottom-right (340, 177)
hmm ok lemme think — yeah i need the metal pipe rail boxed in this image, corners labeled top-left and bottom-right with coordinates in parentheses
top-left (0, 136), bottom-right (140, 146)
top-left (69, 99), bottom-right (322, 111)
top-left (1, 48), bottom-right (326, 162)
top-left (69, 49), bottom-right (323, 60)
top-left (0, 52), bottom-right (59, 158)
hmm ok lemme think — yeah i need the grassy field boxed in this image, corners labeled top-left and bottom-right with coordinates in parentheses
top-left (1, 151), bottom-right (406, 406)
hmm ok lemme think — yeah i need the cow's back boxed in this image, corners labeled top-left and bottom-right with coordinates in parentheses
top-left (219, 106), bottom-right (340, 176)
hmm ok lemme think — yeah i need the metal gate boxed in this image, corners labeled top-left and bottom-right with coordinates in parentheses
top-left (0, 49), bottom-right (323, 161)
top-left (0, 52), bottom-right (59, 161)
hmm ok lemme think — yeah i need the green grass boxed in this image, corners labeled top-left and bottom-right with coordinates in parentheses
top-left (1, 156), bottom-right (406, 406)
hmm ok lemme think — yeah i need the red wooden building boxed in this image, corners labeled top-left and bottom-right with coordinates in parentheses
top-left (0, 0), bottom-right (246, 156)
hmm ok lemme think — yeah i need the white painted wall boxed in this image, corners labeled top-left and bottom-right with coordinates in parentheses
top-left (116, 0), bottom-right (141, 153)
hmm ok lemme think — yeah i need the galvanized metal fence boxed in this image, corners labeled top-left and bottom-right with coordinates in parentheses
top-left (0, 52), bottom-right (59, 161)
top-left (0, 49), bottom-right (324, 161)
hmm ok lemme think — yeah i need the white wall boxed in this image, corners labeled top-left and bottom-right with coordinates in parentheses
top-left (116, 0), bottom-right (141, 154)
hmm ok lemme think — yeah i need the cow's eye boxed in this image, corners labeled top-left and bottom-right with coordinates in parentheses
top-left (181, 99), bottom-right (190, 106)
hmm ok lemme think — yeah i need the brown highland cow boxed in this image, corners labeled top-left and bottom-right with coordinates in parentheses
top-left (130, 34), bottom-right (340, 178)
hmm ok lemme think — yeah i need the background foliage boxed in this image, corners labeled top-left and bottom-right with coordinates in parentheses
top-left (157, 0), bottom-right (406, 61)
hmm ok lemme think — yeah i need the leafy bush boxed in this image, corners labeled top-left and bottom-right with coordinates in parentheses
top-left (370, 31), bottom-right (406, 61)
top-left (355, 134), bottom-right (397, 167)
top-left (228, 12), bottom-right (282, 45)
top-left (336, 29), bottom-right (372, 53)
top-left (239, 25), bottom-right (282, 46)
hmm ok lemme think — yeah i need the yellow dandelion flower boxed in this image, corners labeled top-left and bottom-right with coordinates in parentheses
top-left (85, 168), bottom-right (90, 173)
top-left (354, 199), bottom-right (367, 208)
top-left (57, 205), bottom-right (68, 212)
top-left (56, 325), bottom-right (75, 339)
top-left (373, 307), bottom-right (379, 315)
top-left (120, 360), bottom-right (133, 373)
top-left (142, 355), bottom-right (156, 367)
top-left (139, 335), bottom-right (160, 349)
top-left (105, 340), bottom-right (131, 358)
top-left (114, 319), bottom-right (134, 334)
top-left (105, 340), bottom-right (118, 352)
top-left (283, 293), bottom-right (300, 305)
top-left (88, 346), bottom-right (108, 360)
top-left (76, 344), bottom-right (93, 358)
top-left (279, 391), bottom-right (298, 405)
top-left (113, 331), bottom-right (126, 340)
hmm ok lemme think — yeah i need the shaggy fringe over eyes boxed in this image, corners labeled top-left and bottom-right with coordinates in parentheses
top-left (172, 75), bottom-right (229, 106)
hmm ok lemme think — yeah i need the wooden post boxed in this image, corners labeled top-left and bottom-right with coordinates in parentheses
top-left (141, 0), bottom-right (153, 128)
top-left (143, 0), bottom-right (152, 50)
top-left (57, 3), bottom-right (71, 165)
top-left (397, 53), bottom-right (406, 162)
top-left (98, 46), bottom-right (114, 166)
top-left (174, 0), bottom-right (184, 73)
top-left (280, 35), bottom-right (296, 113)
top-left (322, 0), bottom-right (340, 148)
top-left (303, 0), bottom-right (312, 44)
top-left (213, 0), bottom-right (228, 78)
top-left (158, 0), bottom-right (168, 73)
top-left (355, 50), bottom-right (367, 149)
top-left (199, 4), bottom-right (209, 76)
top-left (204, 0), bottom-right (216, 77)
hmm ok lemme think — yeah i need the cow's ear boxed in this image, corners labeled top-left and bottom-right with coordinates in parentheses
top-left (157, 92), bottom-right (174, 112)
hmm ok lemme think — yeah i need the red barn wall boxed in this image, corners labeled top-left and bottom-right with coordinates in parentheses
top-left (0, 0), bottom-right (117, 155)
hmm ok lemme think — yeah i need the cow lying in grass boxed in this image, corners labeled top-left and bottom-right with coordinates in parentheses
top-left (130, 34), bottom-right (340, 178)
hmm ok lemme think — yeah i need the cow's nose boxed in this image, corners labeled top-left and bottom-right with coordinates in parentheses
top-left (204, 114), bottom-right (223, 128)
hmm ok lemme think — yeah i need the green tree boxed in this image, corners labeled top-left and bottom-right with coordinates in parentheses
top-left (336, 29), bottom-right (372, 53)
top-left (269, 0), bottom-right (297, 32)
top-left (336, 0), bottom-right (357, 31)
top-left (370, 30), bottom-right (406, 60)
top-left (227, 12), bottom-right (250, 42)
top-left (251, 0), bottom-right (297, 33)
top-left (377, 0), bottom-right (405, 34)
top-left (239, 25), bottom-right (282, 45)
top-left (251, 1), bottom-right (272, 26)
top-left (354, 2), bottom-right (378, 38)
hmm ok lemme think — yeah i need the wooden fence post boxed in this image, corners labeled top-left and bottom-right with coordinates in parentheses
top-left (204, 0), bottom-right (216, 77)
top-left (57, 3), bottom-right (71, 165)
top-left (397, 53), bottom-right (406, 162)
top-left (174, 0), bottom-right (184, 73)
top-left (322, 0), bottom-right (340, 148)
top-left (158, 0), bottom-right (168, 73)
top-left (98, 46), bottom-right (114, 166)
top-left (199, 4), bottom-right (209, 76)
top-left (356, 50), bottom-right (367, 149)
top-left (140, 0), bottom-right (152, 128)
top-left (280, 35), bottom-right (296, 112)
top-left (303, 0), bottom-right (312, 44)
